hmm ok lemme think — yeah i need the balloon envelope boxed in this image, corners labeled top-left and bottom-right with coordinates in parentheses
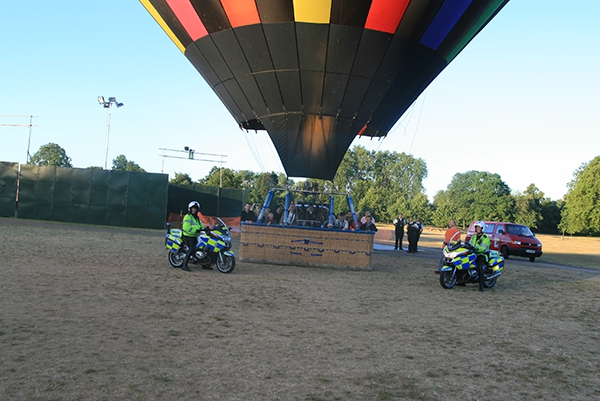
top-left (141, 0), bottom-right (509, 180)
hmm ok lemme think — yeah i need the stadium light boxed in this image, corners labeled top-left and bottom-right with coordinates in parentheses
top-left (98, 96), bottom-right (124, 169)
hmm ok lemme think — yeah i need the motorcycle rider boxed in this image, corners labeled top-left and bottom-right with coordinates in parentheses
top-left (469, 221), bottom-right (491, 291)
top-left (181, 201), bottom-right (209, 272)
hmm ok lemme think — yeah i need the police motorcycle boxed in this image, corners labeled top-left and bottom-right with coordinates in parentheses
top-left (165, 217), bottom-right (236, 273)
top-left (438, 240), bottom-right (504, 289)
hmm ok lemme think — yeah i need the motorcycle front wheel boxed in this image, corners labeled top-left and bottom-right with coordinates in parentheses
top-left (168, 250), bottom-right (185, 268)
top-left (439, 270), bottom-right (457, 289)
top-left (216, 254), bottom-right (236, 273)
top-left (484, 276), bottom-right (497, 288)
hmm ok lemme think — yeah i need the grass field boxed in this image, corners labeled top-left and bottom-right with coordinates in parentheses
top-left (1, 218), bottom-right (600, 400)
top-left (378, 224), bottom-right (600, 270)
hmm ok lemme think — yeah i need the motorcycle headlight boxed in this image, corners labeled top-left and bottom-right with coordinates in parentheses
top-left (444, 250), bottom-right (459, 259)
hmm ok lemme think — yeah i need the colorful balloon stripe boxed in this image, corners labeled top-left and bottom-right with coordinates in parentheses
top-left (445, 0), bottom-right (507, 62)
top-left (140, 0), bottom-right (186, 52)
top-left (365, 0), bottom-right (410, 34)
top-left (221, 0), bottom-right (260, 28)
top-left (293, 0), bottom-right (332, 24)
top-left (143, 0), bottom-right (507, 53)
top-left (419, 0), bottom-right (474, 50)
top-left (166, 0), bottom-right (208, 41)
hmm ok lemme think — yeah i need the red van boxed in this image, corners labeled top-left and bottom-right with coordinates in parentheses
top-left (464, 221), bottom-right (543, 262)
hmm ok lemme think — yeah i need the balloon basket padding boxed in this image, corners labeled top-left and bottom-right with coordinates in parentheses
top-left (240, 223), bottom-right (373, 270)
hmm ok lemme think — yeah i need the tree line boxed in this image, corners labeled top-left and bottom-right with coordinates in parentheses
top-left (28, 143), bottom-right (600, 236)
top-left (29, 143), bottom-right (145, 172)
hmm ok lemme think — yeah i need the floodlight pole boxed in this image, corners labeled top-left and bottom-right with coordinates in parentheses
top-left (103, 104), bottom-right (113, 170)
top-left (98, 96), bottom-right (124, 170)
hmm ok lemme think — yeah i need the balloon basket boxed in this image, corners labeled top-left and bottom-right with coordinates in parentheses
top-left (240, 223), bottom-right (374, 270)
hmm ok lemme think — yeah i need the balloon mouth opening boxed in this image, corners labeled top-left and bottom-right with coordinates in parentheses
top-left (240, 119), bottom-right (265, 131)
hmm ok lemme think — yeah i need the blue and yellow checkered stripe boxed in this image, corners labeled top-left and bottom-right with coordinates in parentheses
top-left (452, 253), bottom-right (476, 270)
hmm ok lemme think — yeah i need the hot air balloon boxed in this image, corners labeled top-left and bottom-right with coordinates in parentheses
top-left (140, 0), bottom-right (509, 180)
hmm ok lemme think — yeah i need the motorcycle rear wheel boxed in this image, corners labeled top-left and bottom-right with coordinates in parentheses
top-left (168, 250), bottom-right (185, 268)
top-left (216, 254), bottom-right (236, 273)
top-left (439, 270), bottom-right (456, 289)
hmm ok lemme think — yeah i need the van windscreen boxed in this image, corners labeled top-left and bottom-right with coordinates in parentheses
top-left (507, 224), bottom-right (534, 237)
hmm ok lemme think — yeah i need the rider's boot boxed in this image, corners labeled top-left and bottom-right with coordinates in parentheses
top-left (478, 265), bottom-right (485, 291)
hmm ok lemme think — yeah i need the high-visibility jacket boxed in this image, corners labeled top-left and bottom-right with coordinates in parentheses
top-left (182, 213), bottom-right (205, 237)
top-left (469, 233), bottom-right (491, 255)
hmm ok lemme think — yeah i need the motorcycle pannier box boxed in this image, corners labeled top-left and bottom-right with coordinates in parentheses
top-left (166, 229), bottom-right (182, 251)
top-left (488, 250), bottom-right (504, 271)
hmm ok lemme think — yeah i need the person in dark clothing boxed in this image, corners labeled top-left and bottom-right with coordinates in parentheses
top-left (345, 212), bottom-right (357, 231)
top-left (241, 202), bottom-right (257, 223)
top-left (334, 212), bottom-right (346, 229)
top-left (265, 212), bottom-right (277, 225)
top-left (273, 205), bottom-right (283, 225)
top-left (360, 215), bottom-right (378, 232)
top-left (393, 213), bottom-right (406, 250)
top-left (415, 217), bottom-right (424, 252)
top-left (407, 217), bottom-right (419, 254)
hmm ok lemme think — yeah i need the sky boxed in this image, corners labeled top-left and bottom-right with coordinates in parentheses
top-left (1, 1), bottom-right (598, 202)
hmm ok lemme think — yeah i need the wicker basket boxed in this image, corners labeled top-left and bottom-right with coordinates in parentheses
top-left (240, 224), bottom-right (373, 270)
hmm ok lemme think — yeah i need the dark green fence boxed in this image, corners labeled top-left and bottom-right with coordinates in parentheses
top-left (0, 162), bottom-right (247, 229)
top-left (17, 165), bottom-right (168, 229)
top-left (0, 162), bottom-right (18, 217)
top-left (167, 184), bottom-right (247, 218)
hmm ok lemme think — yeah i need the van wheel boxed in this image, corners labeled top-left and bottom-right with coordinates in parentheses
top-left (501, 245), bottom-right (509, 259)
top-left (529, 257), bottom-right (535, 262)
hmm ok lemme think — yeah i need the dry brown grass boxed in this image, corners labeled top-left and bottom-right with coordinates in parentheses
top-left (1, 218), bottom-right (600, 400)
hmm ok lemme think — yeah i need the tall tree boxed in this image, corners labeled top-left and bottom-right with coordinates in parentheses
top-left (170, 172), bottom-right (194, 186)
top-left (333, 145), bottom-right (429, 222)
top-left (29, 143), bottom-right (72, 167)
top-left (513, 184), bottom-right (545, 229)
top-left (250, 172), bottom-right (279, 205)
top-left (112, 155), bottom-right (146, 172)
top-left (538, 199), bottom-right (562, 234)
top-left (431, 190), bottom-right (459, 228)
top-left (198, 166), bottom-right (242, 188)
top-left (197, 168), bottom-right (291, 207)
top-left (433, 171), bottom-right (514, 227)
top-left (559, 156), bottom-right (600, 235)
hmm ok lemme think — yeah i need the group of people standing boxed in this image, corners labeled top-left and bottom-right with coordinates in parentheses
top-left (393, 214), bottom-right (423, 253)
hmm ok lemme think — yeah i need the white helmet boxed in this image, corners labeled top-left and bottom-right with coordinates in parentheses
top-left (188, 201), bottom-right (200, 212)
top-left (474, 221), bottom-right (485, 231)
